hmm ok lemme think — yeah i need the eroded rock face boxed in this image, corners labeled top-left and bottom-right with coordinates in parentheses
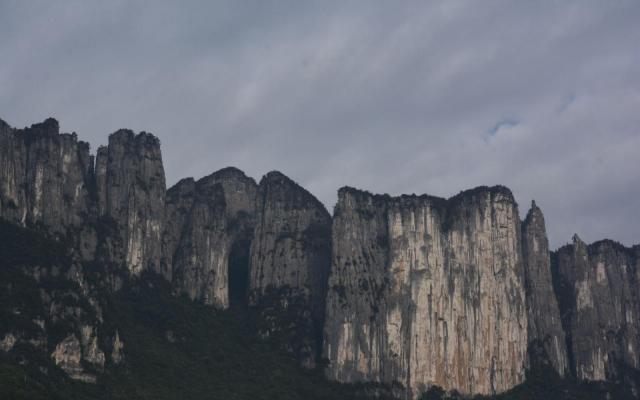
top-left (80, 325), bottom-right (105, 368)
top-left (51, 332), bottom-right (105, 383)
top-left (249, 171), bottom-right (332, 367)
top-left (521, 201), bottom-right (568, 376)
top-left (324, 186), bottom-right (528, 397)
top-left (554, 236), bottom-right (640, 381)
top-left (0, 118), bottom-right (93, 234)
top-left (96, 130), bottom-right (166, 275)
top-left (164, 168), bottom-right (257, 307)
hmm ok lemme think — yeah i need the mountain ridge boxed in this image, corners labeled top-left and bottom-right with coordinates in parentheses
top-left (1, 117), bottom-right (639, 399)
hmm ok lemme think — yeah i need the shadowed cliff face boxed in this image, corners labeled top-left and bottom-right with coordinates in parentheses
top-left (162, 168), bottom-right (257, 308)
top-left (95, 130), bottom-right (166, 275)
top-left (248, 171), bottom-right (332, 368)
top-left (0, 119), bottom-right (93, 235)
top-left (521, 201), bottom-right (569, 376)
top-left (554, 237), bottom-right (640, 382)
top-left (324, 186), bottom-right (528, 397)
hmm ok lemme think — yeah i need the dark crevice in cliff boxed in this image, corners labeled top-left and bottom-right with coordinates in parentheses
top-left (550, 249), bottom-right (577, 379)
top-left (228, 238), bottom-right (251, 309)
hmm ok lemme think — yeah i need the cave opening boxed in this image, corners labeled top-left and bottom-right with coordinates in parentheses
top-left (228, 238), bottom-right (251, 309)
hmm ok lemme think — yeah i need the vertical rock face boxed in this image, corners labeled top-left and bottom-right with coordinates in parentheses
top-left (0, 118), bottom-right (93, 234)
top-left (164, 168), bottom-right (257, 307)
top-left (554, 236), bottom-right (640, 381)
top-left (324, 186), bottom-right (528, 397)
top-left (95, 130), bottom-right (166, 275)
top-left (521, 201), bottom-right (568, 376)
top-left (249, 171), bottom-right (332, 366)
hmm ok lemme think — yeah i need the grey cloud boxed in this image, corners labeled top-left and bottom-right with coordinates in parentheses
top-left (1, 0), bottom-right (639, 247)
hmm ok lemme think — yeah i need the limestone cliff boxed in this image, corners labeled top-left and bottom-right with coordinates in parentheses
top-left (163, 168), bottom-right (257, 307)
top-left (249, 171), bottom-right (331, 367)
top-left (554, 236), bottom-right (640, 381)
top-left (324, 186), bottom-right (528, 397)
top-left (521, 201), bottom-right (569, 376)
top-left (4, 116), bottom-right (640, 397)
top-left (0, 118), bottom-right (93, 234)
top-left (95, 129), bottom-right (166, 275)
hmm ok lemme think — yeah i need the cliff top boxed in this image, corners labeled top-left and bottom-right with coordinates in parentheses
top-left (260, 170), bottom-right (330, 217)
top-left (197, 166), bottom-right (258, 188)
top-left (556, 236), bottom-right (639, 258)
top-left (108, 129), bottom-right (161, 147)
top-left (338, 184), bottom-right (515, 207)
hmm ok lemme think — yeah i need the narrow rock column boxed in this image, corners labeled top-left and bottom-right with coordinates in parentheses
top-left (95, 129), bottom-right (166, 275)
top-left (522, 201), bottom-right (569, 376)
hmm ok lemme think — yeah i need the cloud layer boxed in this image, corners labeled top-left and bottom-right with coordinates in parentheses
top-left (1, 1), bottom-right (639, 247)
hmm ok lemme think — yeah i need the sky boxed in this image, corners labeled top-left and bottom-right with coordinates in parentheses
top-left (1, 1), bottom-right (639, 248)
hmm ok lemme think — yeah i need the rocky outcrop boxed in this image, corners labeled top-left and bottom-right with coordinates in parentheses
top-left (95, 130), bottom-right (166, 275)
top-left (164, 168), bottom-right (257, 307)
top-left (249, 171), bottom-right (332, 367)
top-left (111, 330), bottom-right (124, 365)
top-left (554, 236), bottom-right (640, 381)
top-left (521, 201), bottom-right (568, 376)
top-left (0, 118), bottom-right (93, 235)
top-left (80, 325), bottom-right (106, 368)
top-left (51, 330), bottom-right (106, 383)
top-left (324, 186), bottom-right (528, 397)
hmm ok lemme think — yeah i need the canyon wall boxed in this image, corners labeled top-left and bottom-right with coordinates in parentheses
top-left (162, 168), bottom-right (257, 307)
top-left (521, 201), bottom-right (569, 375)
top-left (2, 117), bottom-right (640, 397)
top-left (0, 118), bottom-right (93, 234)
top-left (95, 129), bottom-right (166, 275)
top-left (323, 186), bottom-right (528, 396)
top-left (554, 236), bottom-right (640, 381)
top-left (248, 171), bottom-right (332, 367)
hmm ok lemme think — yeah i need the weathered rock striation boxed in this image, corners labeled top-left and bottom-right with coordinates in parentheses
top-left (95, 130), bottom-right (166, 275)
top-left (249, 171), bottom-right (332, 366)
top-left (554, 236), bottom-right (640, 381)
top-left (324, 186), bottom-right (528, 397)
top-left (163, 168), bottom-right (257, 307)
top-left (521, 201), bottom-right (569, 376)
top-left (0, 118), bottom-right (93, 234)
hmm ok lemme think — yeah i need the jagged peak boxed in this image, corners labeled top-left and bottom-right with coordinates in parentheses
top-left (0, 117), bottom-right (10, 130)
top-left (447, 185), bottom-right (515, 204)
top-left (260, 171), bottom-right (329, 216)
top-left (260, 170), bottom-right (303, 187)
top-left (167, 177), bottom-right (196, 195)
top-left (108, 129), bottom-right (160, 147)
top-left (572, 234), bottom-right (586, 248)
top-left (524, 199), bottom-right (545, 225)
top-left (23, 117), bottom-right (60, 136)
top-left (197, 166), bottom-right (256, 188)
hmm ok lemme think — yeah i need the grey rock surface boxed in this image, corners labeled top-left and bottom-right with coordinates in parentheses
top-left (554, 236), bottom-right (640, 381)
top-left (3, 117), bottom-right (640, 396)
top-left (249, 171), bottom-right (331, 367)
top-left (0, 118), bottom-right (93, 234)
top-left (95, 129), bottom-right (166, 275)
top-left (324, 186), bottom-right (528, 397)
top-left (164, 168), bottom-right (257, 307)
top-left (521, 201), bottom-right (569, 376)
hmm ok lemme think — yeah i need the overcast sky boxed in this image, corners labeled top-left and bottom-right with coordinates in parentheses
top-left (1, 1), bottom-right (639, 248)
